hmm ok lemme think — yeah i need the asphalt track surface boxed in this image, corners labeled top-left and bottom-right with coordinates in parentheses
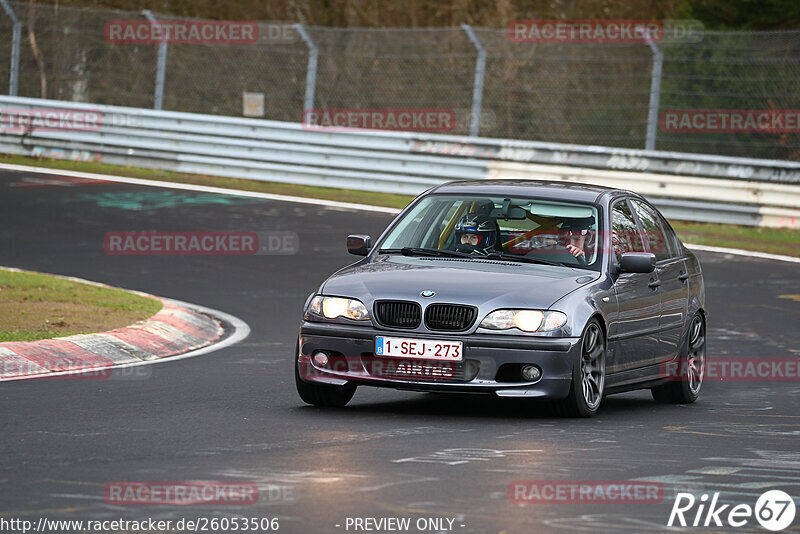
top-left (0, 168), bottom-right (798, 534)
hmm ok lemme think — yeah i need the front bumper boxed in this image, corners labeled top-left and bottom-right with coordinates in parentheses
top-left (297, 322), bottom-right (580, 399)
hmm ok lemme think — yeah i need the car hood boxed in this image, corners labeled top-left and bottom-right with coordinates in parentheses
top-left (320, 255), bottom-right (598, 311)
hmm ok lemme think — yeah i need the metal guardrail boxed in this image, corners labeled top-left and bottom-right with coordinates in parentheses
top-left (407, 136), bottom-right (800, 184)
top-left (0, 96), bottom-right (799, 227)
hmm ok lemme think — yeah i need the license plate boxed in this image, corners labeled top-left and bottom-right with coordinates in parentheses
top-left (375, 336), bottom-right (462, 361)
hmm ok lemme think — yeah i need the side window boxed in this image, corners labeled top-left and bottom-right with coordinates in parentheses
top-left (656, 213), bottom-right (682, 256)
top-left (427, 200), bottom-right (467, 249)
top-left (662, 220), bottom-right (682, 256)
top-left (610, 200), bottom-right (644, 262)
top-left (382, 199), bottom-right (452, 250)
top-left (631, 200), bottom-right (674, 262)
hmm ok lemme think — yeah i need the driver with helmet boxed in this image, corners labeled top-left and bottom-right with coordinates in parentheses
top-left (454, 200), bottom-right (501, 255)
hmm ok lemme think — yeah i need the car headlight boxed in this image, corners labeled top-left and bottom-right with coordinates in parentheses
top-left (307, 296), bottom-right (370, 322)
top-left (480, 309), bottom-right (566, 333)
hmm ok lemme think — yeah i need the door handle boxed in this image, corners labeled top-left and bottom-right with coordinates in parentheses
top-left (678, 272), bottom-right (689, 282)
top-left (648, 278), bottom-right (662, 289)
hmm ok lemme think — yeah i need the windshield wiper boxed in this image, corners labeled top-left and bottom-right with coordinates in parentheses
top-left (379, 247), bottom-right (474, 258)
top-left (379, 248), bottom-right (572, 266)
top-left (483, 252), bottom-right (565, 267)
top-left (379, 248), bottom-right (566, 265)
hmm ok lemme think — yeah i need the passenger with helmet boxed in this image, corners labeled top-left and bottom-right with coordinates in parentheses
top-left (454, 200), bottom-right (501, 255)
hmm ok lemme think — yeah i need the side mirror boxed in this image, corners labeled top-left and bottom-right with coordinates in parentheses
top-left (346, 234), bottom-right (371, 256)
top-left (619, 252), bottom-right (656, 274)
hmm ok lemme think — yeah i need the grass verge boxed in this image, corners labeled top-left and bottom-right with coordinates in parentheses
top-left (1, 154), bottom-right (799, 257)
top-left (0, 269), bottom-right (162, 342)
top-left (670, 221), bottom-right (800, 257)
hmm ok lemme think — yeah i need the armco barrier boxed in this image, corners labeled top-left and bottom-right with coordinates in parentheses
top-left (0, 96), bottom-right (798, 227)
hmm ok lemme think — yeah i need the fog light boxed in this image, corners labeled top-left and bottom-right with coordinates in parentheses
top-left (521, 365), bottom-right (541, 382)
top-left (312, 351), bottom-right (329, 367)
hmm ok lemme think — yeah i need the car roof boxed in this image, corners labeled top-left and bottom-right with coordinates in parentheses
top-left (428, 179), bottom-right (635, 204)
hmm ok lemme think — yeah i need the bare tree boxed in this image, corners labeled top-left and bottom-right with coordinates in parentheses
top-left (28, 0), bottom-right (48, 98)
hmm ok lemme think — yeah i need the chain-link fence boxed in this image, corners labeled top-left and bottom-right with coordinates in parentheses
top-left (1, 1), bottom-right (799, 160)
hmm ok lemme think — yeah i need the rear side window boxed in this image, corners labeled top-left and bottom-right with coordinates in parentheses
top-left (610, 200), bottom-right (645, 261)
top-left (631, 200), bottom-right (674, 262)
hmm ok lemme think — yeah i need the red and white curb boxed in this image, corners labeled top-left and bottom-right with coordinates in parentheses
top-left (0, 269), bottom-right (250, 381)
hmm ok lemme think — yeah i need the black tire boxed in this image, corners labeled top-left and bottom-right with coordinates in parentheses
top-left (294, 341), bottom-right (356, 407)
top-left (652, 313), bottom-right (705, 404)
top-left (553, 319), bottom-right (605, 418)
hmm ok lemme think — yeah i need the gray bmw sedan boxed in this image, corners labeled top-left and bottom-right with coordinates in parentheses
top-left (296, 180), bottom-right (706, 417)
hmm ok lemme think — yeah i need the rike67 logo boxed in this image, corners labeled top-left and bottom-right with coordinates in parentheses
top-left (668, 490), bottom-right (796, 531)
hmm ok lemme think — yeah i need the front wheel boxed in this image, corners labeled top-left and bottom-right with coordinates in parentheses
top-left (553, 319), bottom-right (605, 418)
top-left (652, 313), bottom-right (705, 404)
top-left (294, 341), bottom-right (356, 407)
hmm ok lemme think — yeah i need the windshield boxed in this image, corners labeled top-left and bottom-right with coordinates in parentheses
top-left (379, 194), bottom-right (601, 271)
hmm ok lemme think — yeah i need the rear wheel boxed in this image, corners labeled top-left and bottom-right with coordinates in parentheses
top-left (294, 341), bottom-right (356, 407)
top-left (652, 313), bottom-right (705, 404)
top-left (553, 319), bottom-right (605, 418)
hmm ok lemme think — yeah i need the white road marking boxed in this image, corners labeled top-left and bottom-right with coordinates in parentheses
top-left (394, 448), bottom-right (542, 466)
top-left (0, 162), bottom-right (401, 214)
top-left (3, 162), bottom-right (797, 263)
top-left (684, 243), bottom-right (800, 264)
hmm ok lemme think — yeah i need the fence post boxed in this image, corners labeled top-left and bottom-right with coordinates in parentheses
top-left (645, 33), bottom-right (663, 151)
top-left (461, 24), bottom-right (486, 137)
top-left (0, 0), bottom-right (21, 96)
top-left (142, 10), bottom-right (167, 110)
top-left (294, 24), bottom-right (318, 119)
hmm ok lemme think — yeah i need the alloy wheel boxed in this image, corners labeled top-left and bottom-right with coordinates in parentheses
top-left (686, 315), bottom-right (705, 395)
top-left (581, 323), bottom-right (605, 409)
